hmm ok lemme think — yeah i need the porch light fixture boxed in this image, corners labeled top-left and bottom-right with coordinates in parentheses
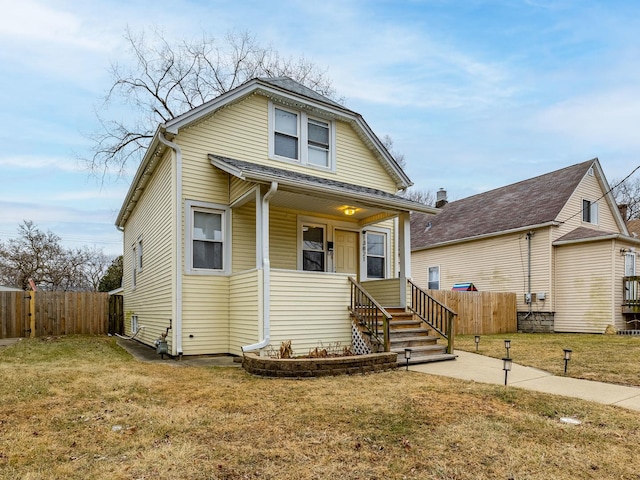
top-left (474, 335), bottom-right (480, 352)
top-left (404, 348), bottom-right (412, 371)
top-left (343, 206), bottom-right (357, 216)
top-left (563, 349), bottom-right (572, 376)
top-left (504, 339), bottom-right (511, 358)
top-left (502, 357), bottom-right (512, 386)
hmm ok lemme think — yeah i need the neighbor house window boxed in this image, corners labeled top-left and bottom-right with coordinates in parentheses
top-left (270, 102), bottom-right (335, 170)
top-left (186, 201), bottom-right (229, 274)
top-left (428, 266), bottom-right (440, 290)
top-left (582, 199), bottom-right (598, 224)
top-left (366, 232), bottom-right (386, 279)
top-left (302, 225), bottom-right (325, 272)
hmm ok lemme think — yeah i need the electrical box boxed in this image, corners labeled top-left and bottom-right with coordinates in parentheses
top-left (537, 292), bottom-right (546, 301)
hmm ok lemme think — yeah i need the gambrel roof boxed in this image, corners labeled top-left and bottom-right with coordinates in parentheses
top-left (412, 158), bottom-right (626, 250)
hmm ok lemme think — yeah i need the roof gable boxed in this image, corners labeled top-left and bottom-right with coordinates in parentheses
top-left (412, 159), bottom-right (598, 249)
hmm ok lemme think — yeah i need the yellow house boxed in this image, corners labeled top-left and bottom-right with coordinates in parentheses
top-left (411, 158), bottom-right (640, 334)
top-left (116, 77), bottom-right (442, 359)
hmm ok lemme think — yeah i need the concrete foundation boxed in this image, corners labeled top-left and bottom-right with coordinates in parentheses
top-left (518, 311), bottom-right (555, 333)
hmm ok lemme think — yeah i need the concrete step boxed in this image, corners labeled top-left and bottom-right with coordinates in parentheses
top-left (397, 353), bottom-right (458, 365)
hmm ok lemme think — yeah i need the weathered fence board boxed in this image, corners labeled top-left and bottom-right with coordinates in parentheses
top-left (0, 291), bottom-right (113, 338)
top-left (426, 290), bottom-right (517, 335)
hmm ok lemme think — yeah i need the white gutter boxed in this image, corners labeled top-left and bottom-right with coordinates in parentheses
top-left (158, 132), bottom-right (184, 357)
top-left (242, 181), bottom-right (278, 352)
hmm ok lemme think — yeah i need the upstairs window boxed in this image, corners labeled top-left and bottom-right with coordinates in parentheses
top-left (582, 199), bottom-right (598, 225)
top-left (274, 108), bottom-right (299, 159)
top-left (269, 102), bottom-right (335, 170)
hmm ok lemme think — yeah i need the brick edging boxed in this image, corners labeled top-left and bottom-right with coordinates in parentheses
top-left (242, 352), bottom-right (398, 377)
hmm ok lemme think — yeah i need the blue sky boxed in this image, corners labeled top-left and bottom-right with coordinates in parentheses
top-left (1, 0), bottom-right (640, 256)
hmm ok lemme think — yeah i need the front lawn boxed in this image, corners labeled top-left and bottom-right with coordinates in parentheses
top-left (1, 335), bottom-right (640, 479)
top-left (455, 333), bottom-right (640, 386)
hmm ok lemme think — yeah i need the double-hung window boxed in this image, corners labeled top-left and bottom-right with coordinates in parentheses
top-left (428, 266), bottom-right (440, 290)
top-left (302, 225), bottom-right (325, 272)
top-left (582, 199), bottom-right (598, 224)
top-left (366, 232), bottom-right (386, 279)
top-left (186, 201), bottom-right (228, 273)
top-left (270, 102), bottom-right (335, 170)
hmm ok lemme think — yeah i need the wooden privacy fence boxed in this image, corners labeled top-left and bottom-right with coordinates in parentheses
top-left (426, 290), bottom-right (517, 335)
top-left (0, 291), bottom-right (122, 339)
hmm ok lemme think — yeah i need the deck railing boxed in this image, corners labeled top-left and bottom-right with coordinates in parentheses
top-left (348, 277), bottom-right (391, 352)
top-left (408, 279), bottom-right (457, 354)
top-left (623, 276), bottom-right (640, 306)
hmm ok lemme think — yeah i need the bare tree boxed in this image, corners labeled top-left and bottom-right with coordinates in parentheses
top-left (85, 27), bottom-right (339, 176)
top-left (0, 221), bottom-right (112, 291)
top-left (380, 134), bottom-right (406, 169)
top-left (401, 188), bottom-right (436, 206)
top-left (612, 176), bottom-right (640, 221)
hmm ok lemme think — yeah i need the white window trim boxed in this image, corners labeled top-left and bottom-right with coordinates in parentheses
top-left (361, 227), bottom-right (391, 281)
top-left (185, 200), bottom-right (231, 275)
top-left (582, 199), bottom-right (599, 225)
top-left (131, 314), bottom-right (138, 334)
top-left (268, 101), bottom-right (336, 172)
top-left (428, 265), bottom-right (440, 290)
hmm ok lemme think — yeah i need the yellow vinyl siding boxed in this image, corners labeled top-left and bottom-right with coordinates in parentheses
top-left (122, 152), bottom-right (174, 350)
top-left (230, 177), bottom-right (256, 204)
top-left (554, 241), bottom-right (615, 332)
top-left (181, 275), bottom-right (230, 354)
top-left (229, 269), bottom-right (261, 355)
top-left (269, 270), bottom-right (352, 353)
top-left (361, 278), bottom-right (401, 306)
top-left (412, 228), bottom-right (553, 312)
top-left (269, 207), bottom-right (299, 270)
top-left (232, 202), bottom-right (257, 272)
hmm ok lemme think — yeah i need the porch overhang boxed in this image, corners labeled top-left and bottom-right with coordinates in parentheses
top-left (209, 154), bottom-right (438, 220)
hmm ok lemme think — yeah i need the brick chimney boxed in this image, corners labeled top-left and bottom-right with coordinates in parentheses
top-left (619, 203), bottom-right (629, 222)
top-left (435, 188), bottom-right (448, 208)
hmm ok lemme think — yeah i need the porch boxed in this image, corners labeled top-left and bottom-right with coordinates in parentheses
top-left (233, 269), bottom-right (456, 364)
top-left (622, 276), bottom-right (640, 331)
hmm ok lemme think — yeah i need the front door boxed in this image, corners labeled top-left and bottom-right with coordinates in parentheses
top-left (335, 230), bottom-right (358, 274)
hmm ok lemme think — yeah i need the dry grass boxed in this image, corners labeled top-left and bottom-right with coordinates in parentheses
top-left (1, 335), bottom-right (640, 479)
top-left (455, 333), bottom-right (640, 386)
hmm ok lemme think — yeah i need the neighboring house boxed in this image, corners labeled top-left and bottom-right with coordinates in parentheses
top-left (116, 77), bottom-right (438, 358)
top-left (411, 158), bottom-right (640, 334)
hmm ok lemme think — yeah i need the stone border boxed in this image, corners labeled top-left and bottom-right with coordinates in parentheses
top-left (242, 352), bottom-right (398, 378)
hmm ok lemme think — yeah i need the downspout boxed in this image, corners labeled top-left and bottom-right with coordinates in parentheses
top-left (158, 132), bottom-right (184, 357)
top-left (242, 181), bottom-right (278, 352)
top-left (524, 231), bottom-right (534, 319)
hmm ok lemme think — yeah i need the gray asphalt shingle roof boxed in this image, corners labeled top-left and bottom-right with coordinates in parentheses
top-left (411, 159), bottom-right (597, 249)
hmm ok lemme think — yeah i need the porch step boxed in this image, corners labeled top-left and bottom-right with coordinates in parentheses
top-left (384, 307), bottom-right (455, 366)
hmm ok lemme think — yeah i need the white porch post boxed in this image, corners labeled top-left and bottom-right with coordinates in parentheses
top-left (398, 211), bottom-right (411, 308)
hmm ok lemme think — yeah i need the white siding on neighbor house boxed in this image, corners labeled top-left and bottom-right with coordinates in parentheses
top-left (554, 169), bottom-right (621, 241)
top-left (269, 269), bottom-right (352, 354)
top-left (412, 228), bottom-right (554, 312)
top-left (554, 241), bottom-right (615, 333)
top-left (229, 269), bottom-right (261, 355)
top-left (122, 152), bottom-right (175, 350)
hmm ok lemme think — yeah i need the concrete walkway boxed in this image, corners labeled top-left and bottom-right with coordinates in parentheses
top-left (411, 350), bottom-right (640, 412)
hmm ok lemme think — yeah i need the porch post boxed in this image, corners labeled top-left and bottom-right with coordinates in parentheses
top-left (399, 211), bottom-right (411, 308)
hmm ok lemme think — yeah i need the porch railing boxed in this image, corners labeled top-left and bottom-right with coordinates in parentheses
top-left (408, 279), bottom-right (457, 354)
top-left (348, 277), bottom-right (391, 352)
top-left (623, 276), bottom-right (640, 306)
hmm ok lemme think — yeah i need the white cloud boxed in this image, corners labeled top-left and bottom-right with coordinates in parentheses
top-left (0, 155), bottom-right (82, 172)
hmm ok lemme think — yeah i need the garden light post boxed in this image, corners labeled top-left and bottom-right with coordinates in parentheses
top-left (474, 335), bottom-right (480, 352)
top-left (502, 357), bottom-right (512, 386)
top-left (404, 348), bottom-right (412, 371)
top-left (563, 349), bottom-right (572, 376)
top-left (504, 339), bottom-right (511, 358)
